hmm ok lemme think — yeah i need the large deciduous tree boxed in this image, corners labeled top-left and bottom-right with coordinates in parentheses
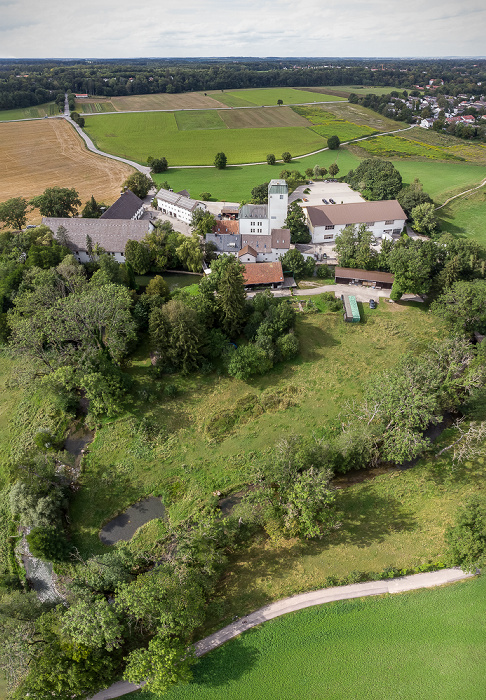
top-left (150, 299), bottom-right (203, 373)
top-left (30, 187), bottom-right (81, 217)
top-left (284, 202), bottom-right (311, 244)
top-left (213, 152), bottom-right (227, 169)
top-left (122, 172), bottom-right (153, 199)
top-left (445, 497), bottom-right (486, 572)
top-left (0, 197), bottom-right (30, 230)
top-left (388, 238), bottom-right (440, 300)
top-left (124, 239), bottom-right (152, 274)
top-left (431, 279), bottom-right (486, 335)
top-left (347, 159), bottom-right (402, 200)
top-left (327, 135), bottom-right (340, 150)
top-left (334, 224), bottom-right (377, 270)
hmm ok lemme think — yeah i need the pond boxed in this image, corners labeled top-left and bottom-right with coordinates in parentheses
top-left (100, 497), bottom-right (165, 546)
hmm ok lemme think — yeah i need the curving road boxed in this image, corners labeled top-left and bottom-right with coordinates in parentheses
top-left (89, 567), bottom-right (474, 700)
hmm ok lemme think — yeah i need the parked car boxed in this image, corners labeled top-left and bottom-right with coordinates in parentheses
top-left (329, 198), bottom-right (336, 204)
top-left (369, 299), bottom-right (377, 309)
top-left (303, 198), bottom-right (308, 202)
top-left (322, 198), bottom-right (328, 204)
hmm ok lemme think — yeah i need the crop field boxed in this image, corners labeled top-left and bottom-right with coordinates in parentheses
top-left (212, 87), bottom-right (346, 107)
top-left (0, 102), bottom-right (59, 121)
top-left (109, 92), bottom-right (227, 112)
top-left (140, 576), bottom-right (486, 700)
top-left (296, 84), bottom-right (403, 97)
top-left (0, 120), bottom-right (134, 219)
top-left (84, 111), bottom-right (327, 165)
top-left (293, 105), bottom-right (377, 141)
top-left (75, 98), bottom-right (115, 113)
top-left (175, 111), bottom-right (227, 131)
top-left (356, 134), bottom-right (465, 161)
top-left (437, 186), bottom-right (486, 245)
top-left (220, 106), bottom-right (311, 129)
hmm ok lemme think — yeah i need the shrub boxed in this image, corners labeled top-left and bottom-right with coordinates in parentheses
top-left (227, 344), bottom-right (273, 380)
top-left (266, 154), bottom-right (276, 165)
top-left (26, 526), bottom-right (71, 562)
top-left (199, 192), bottom-right (211, 201)
top-left (281, 151), bottom-right (292, 163)
top-left (316, 264), bottom-right (332, 279)
top-left (327, 135), bottom-right (341, 150)
top-left (214, 152), bottom-right (227, 169)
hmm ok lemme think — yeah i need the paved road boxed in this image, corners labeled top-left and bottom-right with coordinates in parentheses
top-left (89, 567), bottom-right (473, 699)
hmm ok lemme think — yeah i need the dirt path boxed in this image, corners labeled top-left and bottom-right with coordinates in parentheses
top-left (434, 176), bottom-right (486, 211)
top-left (89, 567), bottom-right (474, 699)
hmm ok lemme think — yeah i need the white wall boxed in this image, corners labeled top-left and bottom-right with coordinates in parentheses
top-left (239, 218), bottom-right (269, 236)
top-left (310, 219), bottom-right (406, 243)
top-left (268, 191), bottom-right (288, 229)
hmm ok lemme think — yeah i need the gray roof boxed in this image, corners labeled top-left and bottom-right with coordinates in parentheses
top-left (42, 217), bottom-right (152, 253)
top-left (240, 229), bottom-right (290, 252)
top-left (100, 189), bottom-right (144, 220)
top-left (271, 228), bottom-right (291, 248)
top-left (156, 188), bottom-right (200, 212)
top-left (305, 200), bottom-right (406, 227)
top-left (206, 233), bottom-right (242, 253)
top-left (239, 204), bottom-right (268, 219)
top-left (268, 179), bottom-right (288, 195)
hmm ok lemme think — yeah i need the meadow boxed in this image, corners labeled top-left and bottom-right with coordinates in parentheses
top-left (293, 105), bottom-right (378, 141)
top-left (296, 84), bottom-right (403, 97)
top-left (0, 119), bottom-right (134, 221)
top-left (437, 186), bottom-right (486, 245)
top-left (0, 102), bottom-right (59, 121)
top-left (207, 87), bottom-right (346, 107)
top-left (75, 98), bottom-right (115, 113)
top-left (83, 111), bottom-right (327, 165)
top-left (138, 576), bottom-right (486, 700)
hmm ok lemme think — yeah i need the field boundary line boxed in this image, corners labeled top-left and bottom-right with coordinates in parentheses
top-left (89, 567), bottom-right (474, 700)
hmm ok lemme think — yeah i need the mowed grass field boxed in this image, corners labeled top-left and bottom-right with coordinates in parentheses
top-left (0, 102), bottom-right (59, 121)
top-left (0, 120), bottom-right (135, 221)
top-left (437, 185), bottom-right (486, 245)
top-left (207, 87), bottom-right (346, 107)
top-left (84, 111), bottom-right (328, 165)
top-left (139, 576), bottom-right (486, 700)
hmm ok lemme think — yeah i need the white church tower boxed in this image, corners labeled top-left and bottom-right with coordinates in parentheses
top-left (267, 179), bottom-right (288, 230)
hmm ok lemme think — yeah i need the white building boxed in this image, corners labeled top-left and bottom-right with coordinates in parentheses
top-left (238, 179), bottom-right (288, 236)
top-left (304, 200), bottom-right (407, 243)
top-left (42, 218), bottom-right (153, 263)
top-left (155, 188), bottom-right (206, 224)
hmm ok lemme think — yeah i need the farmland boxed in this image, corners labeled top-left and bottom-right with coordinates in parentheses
top-left (75, 98), bottom-right (115, 113)
top-left (296, 84), bottom-right (403, 97)
top-left (0, 102), bottom-right (59, 121)
top-left (94, 92), bottom-right (228, 112)
top-left (293, 105), bottom-right (378, 141)
top-left (139, 576), bottom-right (486, 700)
top-left (0, 119), bottom-right (134, 219)
top-left (83, 111), bottom-right (327, 165)
top-left (207, 87), bottom-right (346, 106)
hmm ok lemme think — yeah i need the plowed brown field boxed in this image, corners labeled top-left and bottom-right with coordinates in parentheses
top-left (0, 119), bottom-right (135, 221)
top-left (110, 92), bottom-right (227, 111)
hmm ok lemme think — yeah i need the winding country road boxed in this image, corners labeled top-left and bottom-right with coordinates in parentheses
top-left (90, 567), bottom-right (474, 700)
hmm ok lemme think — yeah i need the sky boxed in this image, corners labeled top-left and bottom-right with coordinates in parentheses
top-left (1, 0), bottom-right (485, 59)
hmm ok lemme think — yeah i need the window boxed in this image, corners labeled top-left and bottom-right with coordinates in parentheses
top-left (385, 220), bottom-right (394, 225)
top-left (280, 195), bottom-right (284, 199)
top-left (251, 229), bottom-right (255, 233)
top-left (325, 225), bottom-right (335, 230)
top-left (271, 216), bottom-right (276, 219)
top-left (251, 221), bottom-right (255, 225)
top-left (384, 229), bottom-right (392, 234)
top-left (366, 222), bottom-right (375, 226)
top-left (324, 235), bottom-right (334, 240)
top-left (393, 228), bottom-right (401, 234)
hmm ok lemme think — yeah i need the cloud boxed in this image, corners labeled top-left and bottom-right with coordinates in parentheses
top-left (0, 0), bottom-right (485, 57)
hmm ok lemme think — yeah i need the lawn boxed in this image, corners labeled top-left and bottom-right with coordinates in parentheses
top-left (138, 576), bottom-right (486, 700)
top-left (175, 111), bottom-right (227, 131)
top-left (151, 148), bottom-right (360, 202)
top-left (209, 87), bottom-right (346, 107)
top-left (390, 159), bottom-right (486, 204)
top-left (83, 112), bottom-right (327, 165)
top-left (0, 102), bottom-right (58, 121)
top-left (437, 185), bottom-right (486, 245)
top-left (69, 300), bottom-right (449, 557)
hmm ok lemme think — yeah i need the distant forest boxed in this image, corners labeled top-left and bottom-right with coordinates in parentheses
top-left (0, 57), bottom-right (485, 111)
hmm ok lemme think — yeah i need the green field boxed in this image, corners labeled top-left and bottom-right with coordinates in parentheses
top-left (84, 111), bottom-right (327, 165)
top-left (138, 576), bottom-right (486, 700)
top-left (210, 87), bottom-right (345, 107)
top-left (0, 102), bottom-right (58, 121)
top-left (297, 85), bottom-right (404, 97)
top-left (437, 186), bottom-right (486, 245)
top-left (75, 99), bottom-right (115, 113)
top-left (293, 105), bottom-right (378, 141)
top-left (357, 134), bottom-right (465, 161)
top-left (175, 111), bottom-right (227, 131)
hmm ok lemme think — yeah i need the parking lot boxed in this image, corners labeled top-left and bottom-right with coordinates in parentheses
top-left (290, 181), bottom-right (365, 207)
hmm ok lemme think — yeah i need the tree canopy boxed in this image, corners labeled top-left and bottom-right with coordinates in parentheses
top-left (30, 187), bottom-right (81, 218)
top-left (122, 172), bottom-right (153, 199)
top-left (214, 152), bottom-right (227, 169)
top-left (0, 197), bottom-right (30, 230)
top-left (347, 159), bottom-right (403, 200)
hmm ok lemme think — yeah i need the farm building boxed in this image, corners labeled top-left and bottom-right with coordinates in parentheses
top-left (243, 261), bottom-right (285, 289)
top-left (335, 267), bottom-right (395, 290)
top-left (101, 189), bottom-right (144, 220)
top-left (43, 217), bottom-right (153, 263)
top-left (304, 200), bottom-right (406, 243)
top-left (206, 231), bottom-right (242, 254)
top-left (156, 188), bottom-right (206, 223)
top-left (239, 179), bottom-right (288, 236)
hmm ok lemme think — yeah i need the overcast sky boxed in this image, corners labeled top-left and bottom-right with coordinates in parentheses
top-left (1, 0), bottom-right (485, 59)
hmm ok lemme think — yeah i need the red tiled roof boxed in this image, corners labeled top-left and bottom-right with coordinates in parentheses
top-left (238, 245), bottom-right (257, 258)
top-left (243, 262), bottom-right (284, 286)
top-left (213, 220), bottom-right (239, 235)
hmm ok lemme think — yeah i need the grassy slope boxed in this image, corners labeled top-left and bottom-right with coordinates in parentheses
top-left (437, 186), bottom-right (486, 245)
top-left (140, 576), bottom-right (486, 700)
top-left (69, 300), bottom-right (448, 557)
top-left (0, 353), bottom-right (23, 487)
